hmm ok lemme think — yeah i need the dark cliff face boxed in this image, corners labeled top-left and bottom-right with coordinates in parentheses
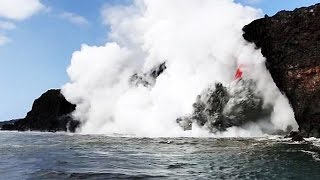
top-left (243, 4), bottom-right (320, 137)
top-left (2, 89), bottom-right (79, 132)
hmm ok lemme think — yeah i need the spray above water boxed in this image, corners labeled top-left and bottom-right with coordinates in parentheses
top-left (62, 0), bottom-right (298, 137)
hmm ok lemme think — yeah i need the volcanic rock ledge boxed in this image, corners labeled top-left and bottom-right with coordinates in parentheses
top-left (1, 89), bottom-right (79, 132)
top-left (243, 3), bottom-right (320, 137)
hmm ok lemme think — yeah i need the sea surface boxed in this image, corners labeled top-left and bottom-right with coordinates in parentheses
top-left (0, 131), bottom-right (320, 180)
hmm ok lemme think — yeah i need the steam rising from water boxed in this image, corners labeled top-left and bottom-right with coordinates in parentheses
top-left (62, 0), bottom-right (298, 137)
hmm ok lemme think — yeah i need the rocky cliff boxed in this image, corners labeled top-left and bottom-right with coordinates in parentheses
top-left (1, 89), bottom-right (79, 132)
top-left (243, 4), bottom-right (320, 137)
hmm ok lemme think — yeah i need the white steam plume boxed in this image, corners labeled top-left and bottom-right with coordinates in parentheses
top-left (62, 0), bottom-right (298, 137)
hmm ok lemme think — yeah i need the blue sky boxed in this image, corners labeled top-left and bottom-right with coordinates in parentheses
top-left (0, 0), bottom-right (319, 121)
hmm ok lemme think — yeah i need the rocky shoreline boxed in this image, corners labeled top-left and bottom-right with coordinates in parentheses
top-left (1, 89), bottom-right (80, 132)
top-left (1, 4), bottom-right (319, 137)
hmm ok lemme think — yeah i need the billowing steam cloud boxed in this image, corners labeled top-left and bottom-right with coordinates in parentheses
top-left (62, 0), bottom-right (298, 137)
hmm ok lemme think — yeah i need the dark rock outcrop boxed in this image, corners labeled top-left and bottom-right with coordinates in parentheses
top-left (285, 131), bottom-right (305, 141)
top-left (177, 80), bottom-right (272, 133)
top-left (0, 119), bottom-right (19, 129)
top-left (243, 4), bottom-right (320, 137)
top-left (130, 62), bottom-right (166, 87)
top-left (1, 89), bottom-right (79, 132)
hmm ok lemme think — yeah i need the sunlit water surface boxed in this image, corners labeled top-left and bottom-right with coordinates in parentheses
top-left (0, 131), bottom-right (320, 180)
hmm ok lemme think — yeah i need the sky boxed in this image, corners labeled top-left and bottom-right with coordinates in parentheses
top-left (0, 0), bottom-right (319, 121)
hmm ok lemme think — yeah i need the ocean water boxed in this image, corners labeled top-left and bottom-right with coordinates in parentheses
top-left (0, 131), bottom-right (320, 180)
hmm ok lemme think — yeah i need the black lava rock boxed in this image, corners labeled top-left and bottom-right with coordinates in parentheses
top-left (0, 119), bottom-right (20, 129)
top-left (1, 89), bottom-right (80, 132)
top-left (130, 62), bottom-right (166, 87)
top-left (177, 80), bottom-right (272, 133)
top-left (243, 4), bottom-right (320, 137)
top-left (285, 131), bottom-right (305, 141)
